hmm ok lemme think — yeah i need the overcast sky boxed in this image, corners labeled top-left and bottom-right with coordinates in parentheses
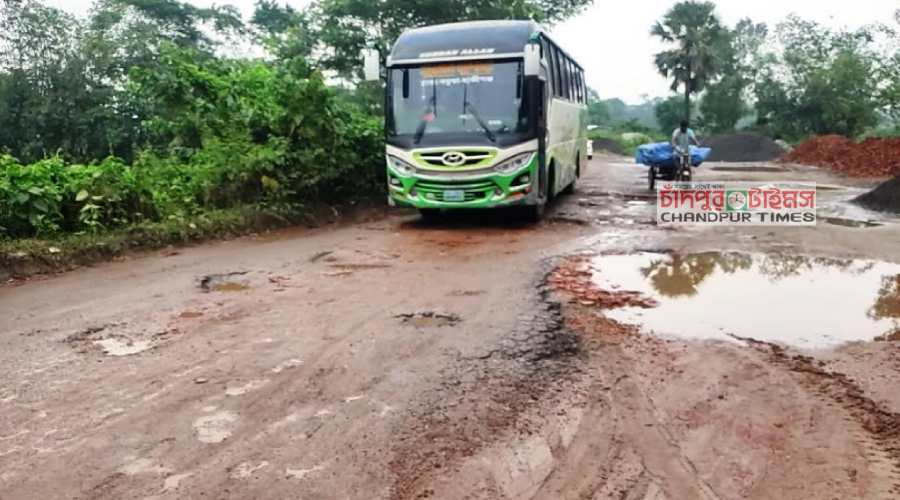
top-left (46, 0), bottom-right (899, 103)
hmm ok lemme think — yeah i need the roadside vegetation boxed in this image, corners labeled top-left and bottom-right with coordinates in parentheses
top-left (0, 0), bottom-right (593, 273)
top-left (587, 2), bottom-right (900, 146)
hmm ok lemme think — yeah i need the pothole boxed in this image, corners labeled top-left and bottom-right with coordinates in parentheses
top-left (193, 411), bottom-right (238, 443)
top-left (821, 216), bottom-right (883, 228)
top-left (65, 323), bottom-right (159, 356)
top-left (588, 252), bottom-right (900, 348)
top-left (199, 272), bottom-right (250, 293)
top-left (396, 311), bottom-right (461, 328)
top-left (94, 337), bottom-right (153, 356)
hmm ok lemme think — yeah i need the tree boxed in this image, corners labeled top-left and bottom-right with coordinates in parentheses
top-left (654, 95), bottom-right (688, 134)
top-left (700, 76), bottom-right (746, 132)
top-left (699, 18), bottom-right (766, 132)
top-left (586, 88), bottom-right (610, 126)
top-left (650, 1), bottom-right (727, 124)
top-left (95, 0), bottom-right (244, 50)
top-left (754, 16), bottom-right (882, 138)
top-left (251, 0), bottom-right (315, 65)
top-left (310, 0), bottom-right (595, 77)
top-left (0, 0), bottom-right (248, 163)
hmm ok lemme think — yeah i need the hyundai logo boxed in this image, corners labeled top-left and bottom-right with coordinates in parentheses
top-left (441, 151), bottom-right (466, 167)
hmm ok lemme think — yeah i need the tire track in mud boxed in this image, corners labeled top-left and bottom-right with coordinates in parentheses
top-left (386, 263), bottom-right (584, 500)
top-left (531, 336), bottom-right (723, 500)
top-left (529, 255), bottom-right (723, 500)
top-left (732, 335), bottom-right (900, 496)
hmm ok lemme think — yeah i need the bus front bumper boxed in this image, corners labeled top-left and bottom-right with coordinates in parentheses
top-left (386, 160), bottom-right (539, 209)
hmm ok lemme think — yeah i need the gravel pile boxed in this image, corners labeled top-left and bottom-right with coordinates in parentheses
top-left (855, 175), bottom-right (900, 213)
top-left (703, 133), bottom-right (784, 162)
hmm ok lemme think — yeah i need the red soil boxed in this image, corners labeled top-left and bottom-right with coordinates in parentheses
top-left (784, 135), bottom-right (900, 177)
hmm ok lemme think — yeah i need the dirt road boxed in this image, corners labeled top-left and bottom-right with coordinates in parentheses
top-left (3, 155), bottom-right (900, 499)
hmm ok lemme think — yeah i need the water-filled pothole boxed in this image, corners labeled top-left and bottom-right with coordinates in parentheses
top-left (396, 311), bottom-right (461, 328)
top-left (590, 252), bottom-right (900, 348)
top-left (821, 217), bottom-right (883, 228)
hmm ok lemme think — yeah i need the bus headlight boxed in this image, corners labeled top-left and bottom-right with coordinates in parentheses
top-left (494, 152), bottom-right (535, 174)
top-left (388, 155), bottom-right (416, 176)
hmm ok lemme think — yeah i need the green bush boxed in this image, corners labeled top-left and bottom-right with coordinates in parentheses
top-left (587, 128), bottom-right (665, 156)
top-left (1, 46), bottom-right (385, 240)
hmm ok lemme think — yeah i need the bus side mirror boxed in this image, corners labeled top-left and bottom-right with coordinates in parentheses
top-left (362, 48), bottom-right (380, 81)
top-left (523, 44), bottom-right (540, 78)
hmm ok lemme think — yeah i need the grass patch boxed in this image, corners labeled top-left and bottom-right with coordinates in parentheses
top-left (0, 204), bottom-right (314, 280)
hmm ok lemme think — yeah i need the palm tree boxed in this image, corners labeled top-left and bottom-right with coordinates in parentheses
top-left (651, 1), bottom-right (727, 124)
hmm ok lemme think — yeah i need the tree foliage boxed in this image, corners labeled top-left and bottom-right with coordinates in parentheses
top-left (753, 16), bottom-right (888, 138)
top-left (586, 88), bottom-right (610, 126)
top-left (654, 95), bottom-right (689, 134)
top-left (698, 18), bottom-right (765, 132)
top-left (311, 0), bottom-right (595, 76)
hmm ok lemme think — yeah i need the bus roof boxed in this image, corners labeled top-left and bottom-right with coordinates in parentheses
top-left (389, 20), bottom-right (540, 65)
top-left (388, 20), bottom-right (582, 71)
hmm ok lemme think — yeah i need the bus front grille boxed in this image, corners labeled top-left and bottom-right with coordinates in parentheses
top-left (415, 179), bottom-right (495, 202)
top-left (415, 150), bottom-right (496, 168)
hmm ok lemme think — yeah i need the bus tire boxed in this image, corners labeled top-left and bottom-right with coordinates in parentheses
top-left (524, 164), bottom-right (551, 223)
top-left (562, 156), bottom-right (579, 195)
top-left (523, 201), bottom-right (545, 223)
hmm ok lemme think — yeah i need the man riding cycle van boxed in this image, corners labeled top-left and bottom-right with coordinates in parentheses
top-left (671, 120), bottom-right (700, 157)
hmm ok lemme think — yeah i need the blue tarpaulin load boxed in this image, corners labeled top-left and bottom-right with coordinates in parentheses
top-left (635, 142), bottom-right (712, 167)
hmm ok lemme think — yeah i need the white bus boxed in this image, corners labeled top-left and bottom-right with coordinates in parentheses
top-left (363, 20), bottom-right (588, 221)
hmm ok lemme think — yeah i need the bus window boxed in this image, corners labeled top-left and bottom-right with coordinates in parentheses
top-left (560, 55), bottom-right (570, 100)
top-left (540, 38), bottom-right (552, 92)
top-left (551, 47), bottom-right (562, 97)
top-left (575, 70), bottom-right (583, 103)
top-left (572, 64), bottom-right (579, 102)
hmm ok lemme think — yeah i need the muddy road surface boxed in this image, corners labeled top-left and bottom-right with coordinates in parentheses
top-left (3, 155), bottom-right (900, 500)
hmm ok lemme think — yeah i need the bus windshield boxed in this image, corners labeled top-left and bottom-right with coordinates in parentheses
top-left (388, 61), bottom-right (529, 141)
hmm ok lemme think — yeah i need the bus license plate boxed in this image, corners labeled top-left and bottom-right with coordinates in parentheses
top-left (444, 190), bottom-right (465, 202)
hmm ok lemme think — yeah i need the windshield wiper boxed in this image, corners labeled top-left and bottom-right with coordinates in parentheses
top-left (413, 79), bottom-right (437, 145)
top-left (464, 99), bottom-right (497, 144)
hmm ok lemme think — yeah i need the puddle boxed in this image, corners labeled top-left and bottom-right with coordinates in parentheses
top-left (821, 217), bottom-right (883, 228)
top-left (590, 252), bottom-right (900, 348)
top-left (285, 464), bottom-right (326, 480)
top-left (211, 281), bottom-right (251, 292)
top-left (200, 272), bottom-right (250, 293)
top-left (396, 311), bottom-right (461, 328)
top-left (328, 263), bottom-right (392, 271)
top-left (94, 338), bottom-right (153, 356)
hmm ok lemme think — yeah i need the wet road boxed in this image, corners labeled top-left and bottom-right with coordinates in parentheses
top-left (2, 155), bottom-right (900, 499)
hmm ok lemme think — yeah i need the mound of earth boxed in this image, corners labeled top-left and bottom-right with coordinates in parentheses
top-left (855, 175), bottom-right (900, 213)
top-left (591, 138), bottom-right (624, 155)
top-left (783, 135), bottom-right (900, 177)
top-left (703, 133), bottom-right (784, 162)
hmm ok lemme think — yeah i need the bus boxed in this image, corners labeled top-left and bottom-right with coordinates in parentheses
top-left (363, 20), bottom-right (588, 221)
